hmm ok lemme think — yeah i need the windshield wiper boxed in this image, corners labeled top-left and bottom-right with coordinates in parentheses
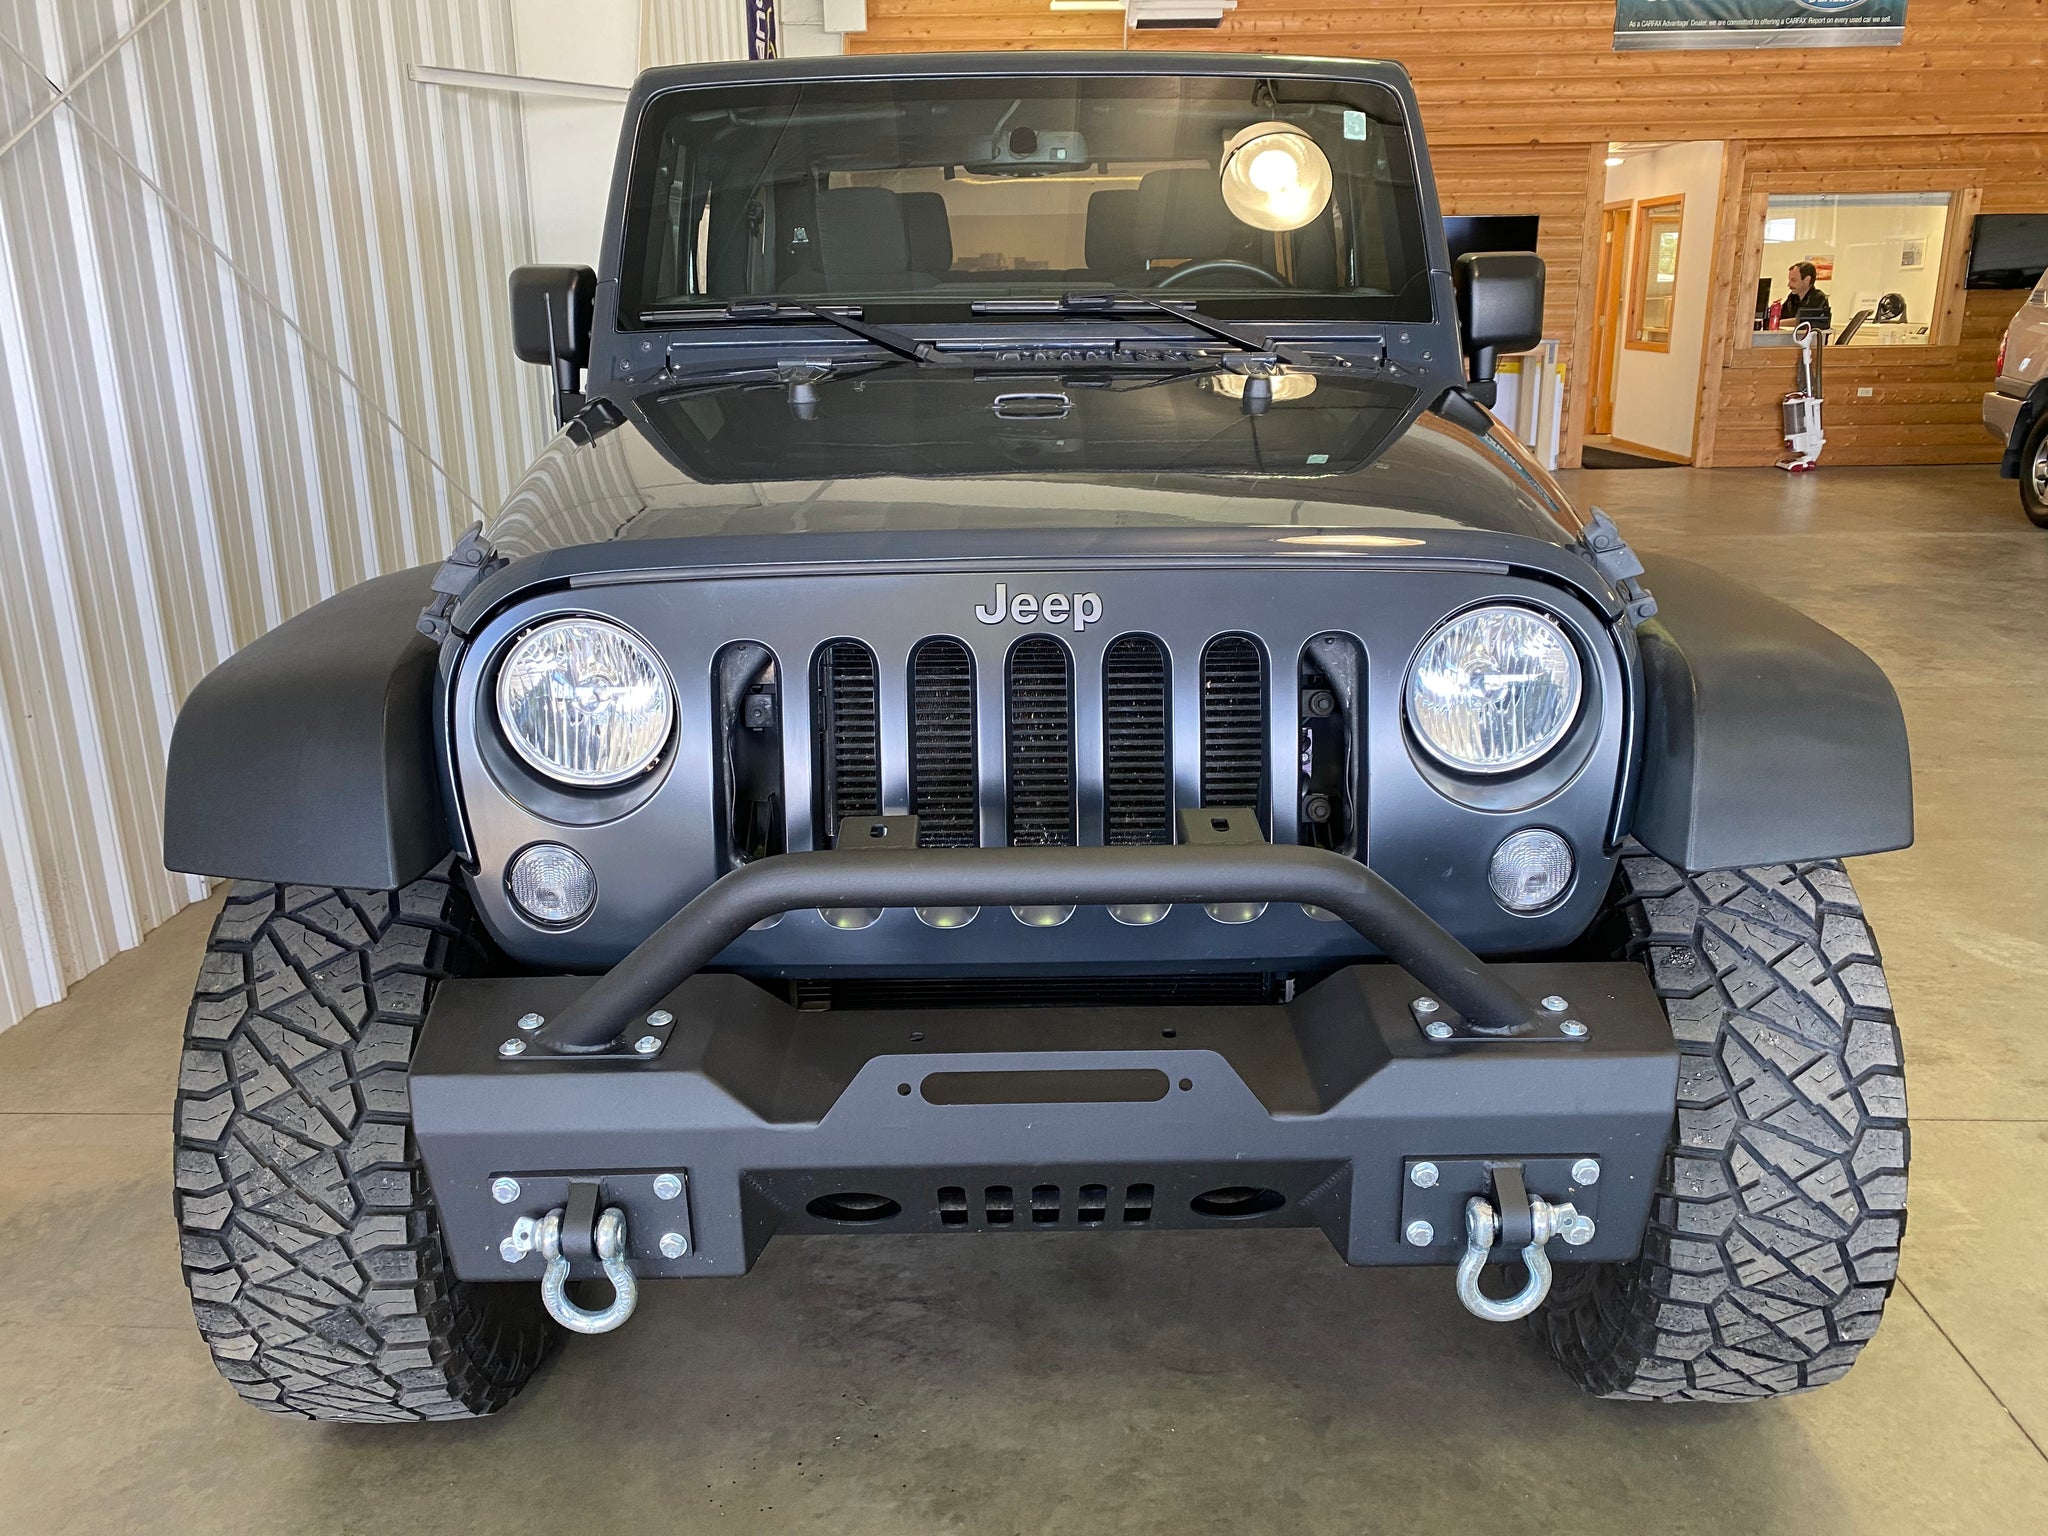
top-left (638, 301), bottom-right (957, 367)
top-left (1053, 290), bottom-right (1315, 366)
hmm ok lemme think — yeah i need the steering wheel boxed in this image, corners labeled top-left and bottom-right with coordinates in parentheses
top-left (1154, 258), bottom-right (1286, 290)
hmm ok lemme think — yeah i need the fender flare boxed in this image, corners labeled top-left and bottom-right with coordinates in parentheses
top-left (1628, 555), bottom-right (1912, 873)
top-left (163, 567), bottom-right (449, 888)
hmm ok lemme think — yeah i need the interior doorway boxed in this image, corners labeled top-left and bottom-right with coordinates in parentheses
top-left (1588, 202), bottom-right (1631, 439)
top-left (1582, 141), bottom-right (1728, 466)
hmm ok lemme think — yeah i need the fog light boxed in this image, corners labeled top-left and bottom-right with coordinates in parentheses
top-left (1488, 829), bottom-right (1573, 913)
top-left (507, 843), bottom-right (596, 926)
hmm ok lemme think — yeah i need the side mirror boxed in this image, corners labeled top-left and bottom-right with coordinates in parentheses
top-left (510, 264), bottom-right (596, 424)
top-left (1453, 251), bottom-right (1544, 408)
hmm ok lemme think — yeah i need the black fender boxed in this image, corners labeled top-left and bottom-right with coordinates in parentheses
top-left (1628, 555), bottom-right (1911, 873)
top-left (163, 566), bottom-right (448, 888)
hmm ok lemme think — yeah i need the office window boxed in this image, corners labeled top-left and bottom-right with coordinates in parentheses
top-left (1761, 191), bottom-right (1953, 346)
top-left (1627, 195), bottom-right (1684, 351)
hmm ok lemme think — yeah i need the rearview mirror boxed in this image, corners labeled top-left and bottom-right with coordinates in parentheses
top-left (1453, 252), bottom-right (1544, 408)
top-left (510, 264), bottom-right (596, 424)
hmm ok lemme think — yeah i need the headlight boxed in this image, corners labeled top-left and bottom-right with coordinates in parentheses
top-left (1405, 606), bottom-right (1581, 774)
top-left (495, 617), bottom-right (674, 785)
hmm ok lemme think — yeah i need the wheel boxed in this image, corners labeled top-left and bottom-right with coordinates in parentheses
top-left (174, 864), bottom-right (556, 1420)
top-left (2020, 410), bottom-right (2048, 529)
top-left (1534, 846), bottom-right (1909, 1401)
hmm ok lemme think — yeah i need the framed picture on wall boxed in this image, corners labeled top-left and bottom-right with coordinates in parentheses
top-left (1901, 237), bottom-right (1926, 270)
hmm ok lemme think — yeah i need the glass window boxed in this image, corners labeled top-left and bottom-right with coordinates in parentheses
top-left (1627, 195), bottom-right (1684, 350)
top-left (1761, 192), bottom-right (1952, 346)
top-left (618, 73), bottom-right (1433, 324)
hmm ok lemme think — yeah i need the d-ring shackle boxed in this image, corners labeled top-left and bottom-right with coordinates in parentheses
top-left (1455, 1194), bottom-right (1589, 1323)
top-left (538, 1205), bottom-right (639, 1334)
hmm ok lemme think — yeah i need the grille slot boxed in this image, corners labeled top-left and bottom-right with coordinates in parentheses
top-left (910, 639), bottom-right (978, 848)
top-left (1200, 635), bottom-right (1267, 828)
top-left (1006, 637), bottom-right (1075, 846)
top-left (813, 640), bottom-right (880, 846)
top-left (1102, 635), bottom-right (1172, 846)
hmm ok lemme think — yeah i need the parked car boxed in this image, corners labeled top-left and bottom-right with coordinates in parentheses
top-left (163, 53), bottom-right (1912, 1422)
top-left (1983, 270), bottom-right (2048, 527)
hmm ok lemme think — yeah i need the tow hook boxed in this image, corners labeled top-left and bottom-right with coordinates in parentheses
top-left (1453, 1165), bottom-right (1595, 1323)
top-left (535, 1182), bottom-right (639, 1334)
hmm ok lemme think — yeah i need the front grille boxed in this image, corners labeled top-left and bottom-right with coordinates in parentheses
top-left (814, 640), bottom-right (880, 846)
top-left (1200, 635), bottom-right (1266, 825)
top-left (1005, 637), bottom-right (1075, 846)
top-left (1103, 635), bottom-right (1171, 846)
top-left (799, 631), bottom-right (1285, 852)
top-left (910, 639), bottom-right (977, 848)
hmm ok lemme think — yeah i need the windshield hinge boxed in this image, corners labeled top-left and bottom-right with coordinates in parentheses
top-left (417, 522), bottom-right (506, 643)
top-left (1581, 507), bottom-right (1658, 625)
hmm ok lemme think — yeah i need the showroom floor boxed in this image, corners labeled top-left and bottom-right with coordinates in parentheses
top-left (2, 465), bottom-right (2044, 1536)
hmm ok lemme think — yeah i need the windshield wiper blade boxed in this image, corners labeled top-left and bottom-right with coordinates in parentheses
top-left (638, 300), bottom-right (959, 367)
top-left (1055, 290), bottom-right (1312, 366)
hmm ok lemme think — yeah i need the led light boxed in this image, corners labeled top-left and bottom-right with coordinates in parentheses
top-left (1405, 606), bottom-right (1581, 774)
top-left (507, 843), bottom-right (596, 926)
top-left (496, 617), bottom-right (673, 786)
top-left (1110, 903), bottom-right (1171, 926)
top-left (916, 906), bottom-right (980, 929)
top-left (1204, 902), bottom-right (1267, 924)
top-left (1219, 122), bottom-right (1333, 233)
top-left (1488, 829), bottom-right (1575, 914)
top-left (1012, 904), bottom-right (1075, 928)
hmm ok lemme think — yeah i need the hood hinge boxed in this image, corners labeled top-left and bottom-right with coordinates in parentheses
top-left (1581, 507), bottom-right (1657, 625)
top-left (417, 522), bottom-right (507, 643)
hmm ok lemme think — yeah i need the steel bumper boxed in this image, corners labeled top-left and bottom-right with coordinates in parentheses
top-left (414, 962), bottom-right (1679, 1283)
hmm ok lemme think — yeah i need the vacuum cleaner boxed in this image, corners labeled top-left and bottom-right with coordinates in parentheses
top-left (1776, 321), bottom-right (1825, 472)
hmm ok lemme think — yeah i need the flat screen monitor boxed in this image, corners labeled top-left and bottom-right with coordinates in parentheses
top-left (1966, 214), bottom-right (2048, 290)
top-left (1443, 215), bottom-right (1539, 265)
top-left (1756, 277), bottom-right (1773, 316)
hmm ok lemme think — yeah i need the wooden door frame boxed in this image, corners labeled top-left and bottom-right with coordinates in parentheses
top-left (1587, 200), bottom-right (1633, 437)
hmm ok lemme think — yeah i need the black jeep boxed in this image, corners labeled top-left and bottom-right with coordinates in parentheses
top-left (163, 53), bottom-right (1912, 1421)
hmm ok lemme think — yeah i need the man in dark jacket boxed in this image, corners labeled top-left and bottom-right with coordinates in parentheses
top-left (1780, 261), bottom-right (1833, 329)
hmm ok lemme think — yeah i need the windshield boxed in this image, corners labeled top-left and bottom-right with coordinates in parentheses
top-left (620, 73), bottom-right (1432, 324)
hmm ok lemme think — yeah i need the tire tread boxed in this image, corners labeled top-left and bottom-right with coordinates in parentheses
top-left (173, 865), bottom-right (554, 1422)
top-left (1536, 847), bottom-right (1909, 1401)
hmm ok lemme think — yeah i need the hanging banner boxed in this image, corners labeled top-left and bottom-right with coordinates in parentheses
top-left (747, 0), bottom-right (778, 59)
top-left (1613, 1), bottom-right (1907, 51)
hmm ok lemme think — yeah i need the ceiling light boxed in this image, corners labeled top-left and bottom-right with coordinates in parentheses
top-left (1605, 155), bottom-right (1624, 167)
top-left (1219, 121), bottom-right (1333, 232)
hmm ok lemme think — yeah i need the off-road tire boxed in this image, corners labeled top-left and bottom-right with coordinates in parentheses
top-left (174, 865), bottom-right (556, 1420)
top-left (1535, 846), bottom-right (1909, 1401)
top-left (2020, 410), bottom-right (2048, 529)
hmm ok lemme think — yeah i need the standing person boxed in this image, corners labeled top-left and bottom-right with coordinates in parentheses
top-left (1780, 261), bottom-right (1833, 330)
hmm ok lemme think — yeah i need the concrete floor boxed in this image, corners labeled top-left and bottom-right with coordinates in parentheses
top-left (2, 464), bottom-right (2045, 1535)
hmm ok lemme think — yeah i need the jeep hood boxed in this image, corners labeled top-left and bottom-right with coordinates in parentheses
top-left (486, 371), bottom-right (1585, 564)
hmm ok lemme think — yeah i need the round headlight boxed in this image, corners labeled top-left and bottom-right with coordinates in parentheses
top-left (1406, 606), bottom-right (1581, 774)
top-left (496, 617), bottom-right (674, 786)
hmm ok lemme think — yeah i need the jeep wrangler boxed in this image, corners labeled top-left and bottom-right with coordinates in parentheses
top-left (163, 53), bottom-right (1912, 1421)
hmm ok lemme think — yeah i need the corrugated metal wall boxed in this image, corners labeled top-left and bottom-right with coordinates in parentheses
top-left (641, 0), bottom-right (747, 65)
top-left (0, 0), bottom-right (550, 1031)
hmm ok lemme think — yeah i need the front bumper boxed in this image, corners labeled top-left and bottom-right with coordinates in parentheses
top-left (1984, 387), bottom-right (2022, 445)
top-left (415, 840), bottom-right (1680, 1282)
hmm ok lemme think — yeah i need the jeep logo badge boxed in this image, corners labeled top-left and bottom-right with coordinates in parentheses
top-left (974, 582), bottom-right (1101, 632)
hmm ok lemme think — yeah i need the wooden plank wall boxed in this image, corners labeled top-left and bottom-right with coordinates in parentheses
top-left (851, 1), bottom-right (2048, 466)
